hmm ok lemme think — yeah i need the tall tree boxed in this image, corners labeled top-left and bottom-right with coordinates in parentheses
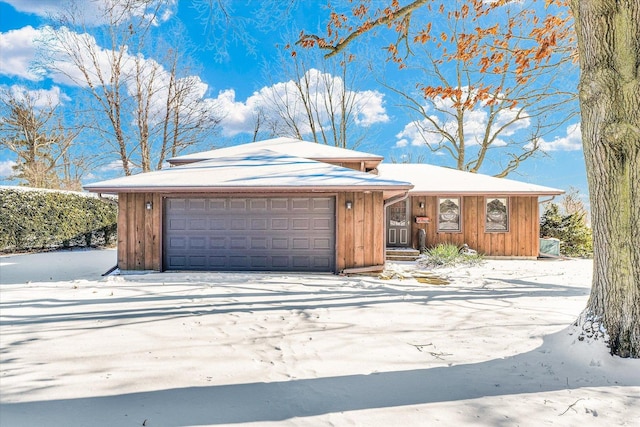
top-left (0, 88), bottom-right (80, 189)
top-left (569, 0), bottom-right (639, 358)
top-left (302, 0), bottom-right (639, 357)
top-left (301, 0), bottom-right (576, 176)
top-left (42, 0), bottom-right (221, 175)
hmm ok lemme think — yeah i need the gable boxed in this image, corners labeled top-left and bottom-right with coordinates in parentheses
top-left (85, 149), bottom-right (412, 197)
top-left (167, 137), bottom-right (383, 170)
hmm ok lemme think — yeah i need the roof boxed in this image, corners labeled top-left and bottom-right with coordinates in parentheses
top-left (84, 150), bottom-right (413, 196)
top-left (376, 163), bottom-right (564, 196)
top-left (167, 137), bottom-right (383, 166)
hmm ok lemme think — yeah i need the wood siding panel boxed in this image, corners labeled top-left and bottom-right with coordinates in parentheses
top-left (372, 192), bottom-right (385, 266)
top-left (151, 193), bottom-right (162, 271)
top-left (143, 193), bottom-right (153, 269)
top-left (117, 192), bottom-right (162, 271)
top-left (354, 192), bottom-right (365, 267)
top-left (336, 193), bottom-right (346, 272)
top-left (117, 194), bottom-right (128, 269)
top-left (126, 193), bottom-right (135, 269)
top-left (363, 192), bottom-right (374, 266)
top-left (464, 196), bottom-right (479, 250)
top-left (517, 197), bottom-right (527, 256)
top-left (335, 191), bottom-right (384, 271)
top-left (344, 192), bottom-right (355, 269)
top-left (424, 196), bottom-right (437, 248)
top-left (408, 195), bottom-right (540, 257)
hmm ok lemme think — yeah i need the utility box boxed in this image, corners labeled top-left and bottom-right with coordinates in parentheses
top-left (540, 238), bottom-right (561, 256)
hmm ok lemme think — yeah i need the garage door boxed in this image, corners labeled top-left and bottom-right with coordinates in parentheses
top-left (163, 197), bottom-right (335, 272)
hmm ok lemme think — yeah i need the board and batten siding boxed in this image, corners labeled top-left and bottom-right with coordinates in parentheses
top-left (409, 195), bottom-right (540, 257)
top-left (335, 191), bottom-right (385, 271)
top-left (116, 191), bottom-right (386, 272)
top-left (117, 192), bottom-right (162, 271)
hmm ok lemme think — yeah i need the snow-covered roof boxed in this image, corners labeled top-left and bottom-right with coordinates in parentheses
top-left (84, 150), bottom-right (413, 195)
top-left (167, 137), bottom-right (383, 165)
top-left (376, 164), bottom-right (564, 196)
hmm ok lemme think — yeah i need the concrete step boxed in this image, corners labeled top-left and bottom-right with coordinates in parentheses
top-left (386, 255), bottom-right (421, 261)
top-left (386, 248), bottom-right (421, 261)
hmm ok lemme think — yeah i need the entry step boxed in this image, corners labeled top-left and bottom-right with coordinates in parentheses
top-left (386, 248), bottom-right (421, 261)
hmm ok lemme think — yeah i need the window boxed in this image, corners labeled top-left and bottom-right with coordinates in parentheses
top-left (485, 197), bottom-right (509, 232)
top-left (438, 197), bottom-right (461, 232)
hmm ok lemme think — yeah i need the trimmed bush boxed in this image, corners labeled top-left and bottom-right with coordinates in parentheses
top-left (419, 243), bottom-right (484, 268)
top-left (0, 187), bottom-right (117, 252)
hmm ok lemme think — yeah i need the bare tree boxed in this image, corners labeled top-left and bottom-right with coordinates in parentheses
top-left (42, 0), bottom-right (221, 175)
top-left (374, 2), bottom-right (576, 177)
top-left (255, 50), bottom-right (386, 149)
top-left (191, 0), bottom-right (298, 61)
top-left (300, 0), bottom-right (576, 177)
top-left (0, 88), bottom-right (81, 189)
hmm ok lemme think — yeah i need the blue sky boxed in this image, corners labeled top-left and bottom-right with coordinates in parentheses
top-left (0, 0), bottom-right (588, 200)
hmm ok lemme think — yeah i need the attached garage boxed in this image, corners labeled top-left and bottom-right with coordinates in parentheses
top-left (163, 196), bottom-right (335, 272)
top-left (84, 144), bottom-right (413, 273)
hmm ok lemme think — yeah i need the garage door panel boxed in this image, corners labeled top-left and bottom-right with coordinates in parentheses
top-left (188, 199), bottom-right (206, 210)
top-left (210, 237), bottom-right (226, 249)
top-left (164, 197), bottom-right (335, 271)
top-left (251, 218), bottom-right (268, 230)
top-left (250, 237), bottom-right (268, 249)
top-left (292, 218), bottom-right (310, 229)
top-left (271, 199), bottom-right (289, 210)
top-left (250, 199), bottom-right (268, 210)
top-left (229, 199), bottom-right (247, 210)
top-left (292, 198), bottom-right (311, 210)
top-left (189, 237), bottom-right (206, 250)
top-left (271, 218), bottom-right (289, 230)
top-left (313, 238), bottom-right (332, 250)
top-left (313, 218), bottom-right (332, 230)
top-left (208, 198), bottom-right (226, 210)
top-left (272, 238), bottom-right (288, 249)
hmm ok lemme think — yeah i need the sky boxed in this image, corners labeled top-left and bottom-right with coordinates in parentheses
top-left (0, 0), bottom-right (588, 201)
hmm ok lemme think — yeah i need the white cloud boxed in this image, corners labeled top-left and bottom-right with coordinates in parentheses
top-left (3, 0), bottom-right (176, 26)
top-left (213, 69), bottom-right (389, 137)
top-left (5, 85), bottom-right (71, 106)
top-left (0, 26), bottom-right (45, 81)
top-left (353, 89), bottom-right (390, 126)
top-left (2, 0), bottom-right (67, 18)
top-left (213, 89), bottom-right (259, 137)
top-left (0, 160), bottom-right (17, 178)
top-left (395, 138), bottom-right (409, 148)
top-left (99, 160), bottom-right (125, 172)
top-left (536, 123), bottom-right (583, 152)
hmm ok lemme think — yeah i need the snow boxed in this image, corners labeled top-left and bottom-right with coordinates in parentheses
top-left (84, 150), bottom-right (412, 193)
top-left (376, 163), bottom-right (564, 195)
top-left (1, 251), bottom-right (638, 426)
top-left (168, 137), bottom-right (384, 163)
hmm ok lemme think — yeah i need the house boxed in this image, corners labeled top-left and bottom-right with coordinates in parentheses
top-left (376, 164), bottom-right (563, 258)
top-left (84, 137), bottom-right (563, 273)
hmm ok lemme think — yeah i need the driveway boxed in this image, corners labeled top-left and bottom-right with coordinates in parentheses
top-left (0, 248), bottom-right (117, 285)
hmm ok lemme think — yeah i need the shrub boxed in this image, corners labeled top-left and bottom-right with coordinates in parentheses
top-left (540, 203), bottom-right (593, 257)
top-left (419, 243), bottom-right (484, 268)
top-left (0, 187), bottom-right (117, 252)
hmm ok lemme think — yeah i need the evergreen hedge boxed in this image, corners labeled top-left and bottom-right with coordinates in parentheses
top-left (0, 187), bottom-right (117, 252)
top-left (540, 203), bottom-right (593, 257)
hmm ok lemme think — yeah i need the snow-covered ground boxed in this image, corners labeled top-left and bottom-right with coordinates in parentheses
top-left (1, 252), bottom-right (638, 427)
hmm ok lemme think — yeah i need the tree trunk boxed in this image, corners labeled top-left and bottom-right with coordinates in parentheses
top-left (570, 0), bottom-right (640, 357)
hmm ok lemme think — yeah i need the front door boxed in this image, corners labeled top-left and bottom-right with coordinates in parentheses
top-left (386, 200), bottom-right (410, 247)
